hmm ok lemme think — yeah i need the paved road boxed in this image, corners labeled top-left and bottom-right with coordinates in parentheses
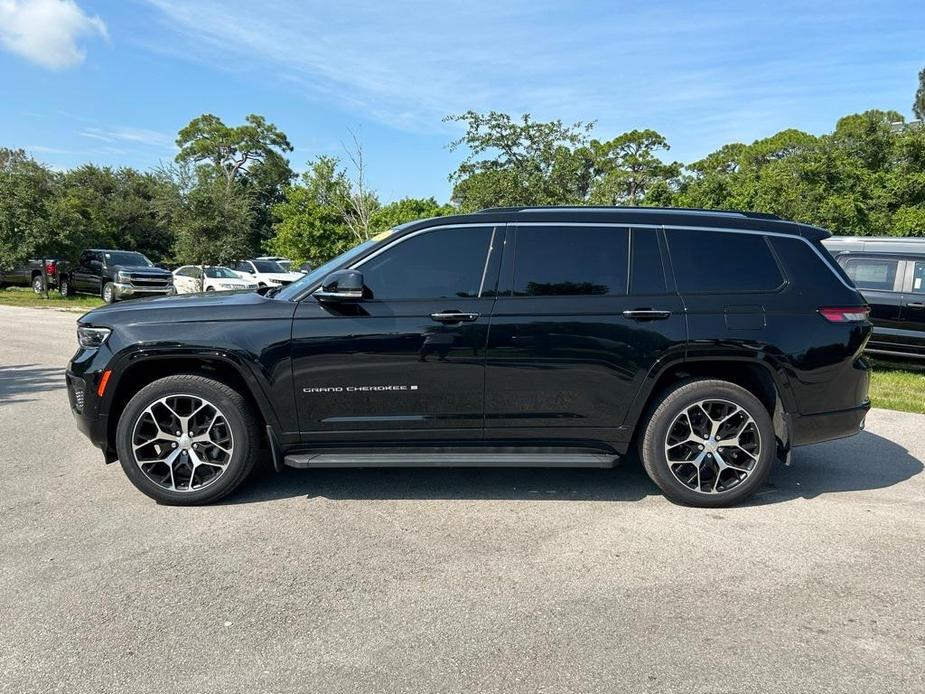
top-left (1, 305), bottom-right (923, 693)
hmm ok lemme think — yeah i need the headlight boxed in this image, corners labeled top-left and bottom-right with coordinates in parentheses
top-left (116, 271), bottom-right (131, 282)
top-left (77, 326), bottom-right (111, 348)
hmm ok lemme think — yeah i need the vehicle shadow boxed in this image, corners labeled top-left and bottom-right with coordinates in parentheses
top-left (0, 363), bottom-right (64, 405)
top-left (220, 430), bottom-right (922, 506)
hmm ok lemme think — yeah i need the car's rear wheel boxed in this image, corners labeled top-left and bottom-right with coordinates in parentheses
top-left (32, 275), bottom-right (45, 293)
top-left (639, 379), bottom-right (775, 507)
top-left (115, 374), bottom-right (261, 504)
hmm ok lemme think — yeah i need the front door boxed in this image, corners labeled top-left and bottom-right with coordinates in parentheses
top-left (291, 224), bottom-right (503, 442)
top-left (898, 258), bottom-right (925, 357)
top-left (483, 224), bottom-right (686, 439)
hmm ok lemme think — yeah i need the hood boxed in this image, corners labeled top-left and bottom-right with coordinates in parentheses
top-left (263, 272), bottom-right (303, 283)
top-left (79, 289), bottom-right (291, 326)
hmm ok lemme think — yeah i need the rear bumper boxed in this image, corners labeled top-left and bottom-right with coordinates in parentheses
top-left (791, 401), bottom-right (871, 447)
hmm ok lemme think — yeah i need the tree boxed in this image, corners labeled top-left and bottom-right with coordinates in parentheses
top-left (0, 149), bottom-right (73, 296)
top-left (337, 132), bottom-right (380, 243)
top-left (370, 197), bottom-right (455, 232)
top-left (914, 67), bottom-right (925, 121)
top-left (164, 165), bottom-right (254, 268)
top-left (588, 129), bottom-right (681, 205)
top-left (175, 114), bottom-right (293, 188)
top-left (445, 111), bottom-right (595, 209)
top-left (270, 156), bottom-right (355, 266)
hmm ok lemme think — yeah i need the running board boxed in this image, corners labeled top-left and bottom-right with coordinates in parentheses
top-left (283, 452), bottom-right (619, 469)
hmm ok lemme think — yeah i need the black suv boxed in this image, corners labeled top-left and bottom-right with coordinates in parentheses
top-left (59, 249), bottom-right (175, 303)
top-left (823, 237), bottom-right (925, 361)
top-left (67, 207), bottom-right (872, 507)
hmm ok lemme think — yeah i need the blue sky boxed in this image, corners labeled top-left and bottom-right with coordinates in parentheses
top-left (1, 0), bottom-right (923, 202)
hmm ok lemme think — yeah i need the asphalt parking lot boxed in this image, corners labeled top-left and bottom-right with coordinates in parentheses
top-left (1, 305), bottom-right (924, 693)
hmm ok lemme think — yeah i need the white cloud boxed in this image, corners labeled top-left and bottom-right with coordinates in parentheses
top-left (0, 0), bottom-right (107, 69)
top-left (79, 125), bottom-right (173, 148)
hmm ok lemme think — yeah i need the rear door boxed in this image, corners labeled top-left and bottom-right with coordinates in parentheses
top-left (483, 224), bottom-right (686, 439)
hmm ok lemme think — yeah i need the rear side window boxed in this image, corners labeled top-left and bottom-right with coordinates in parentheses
top-left (667, 229), bottom-right (783, 293)
top-left (513, 226), bottom-right (628, 296)
top-left (841, 256), bottom-right (899, 291)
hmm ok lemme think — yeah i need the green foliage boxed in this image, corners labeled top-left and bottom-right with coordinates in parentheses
top-left (0, 148), bottom-right (71, 269)
top-left (674, 111), bottom-right (925, 236)
top-left (269, 156), bottom-right (355, 266)
top-left (370, 197), bottom-right (455, 232)
top-left (589, 129), bottom-right (681, 205)
top-left (445, 111), bottom-right (595, 210)
top-left (168, 169), bottom-right (255, 266)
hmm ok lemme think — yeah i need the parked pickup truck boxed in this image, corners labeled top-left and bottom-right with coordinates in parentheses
top-left (0, 258), bottom-right (61, 293)
top-left (59, 249), bottom-right (175, 303)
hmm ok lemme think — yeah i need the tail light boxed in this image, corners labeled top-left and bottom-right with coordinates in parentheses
top-left (818, 306), bottom-right (870, 323)
top-left (45, 260), bottom-right (56, 275)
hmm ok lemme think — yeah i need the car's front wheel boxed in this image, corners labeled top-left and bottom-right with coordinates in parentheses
top-left (58, 277), bottom-right (70, 297)
top-left (638, 379), bottom-right (775, 507)
top-left (102, 282), bottom-right (116, 303)
top-left (115, 374), bottom-right (262, 504)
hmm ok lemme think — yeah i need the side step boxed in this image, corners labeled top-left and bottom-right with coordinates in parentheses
top-left (283, 452), bottom-right (619, 469)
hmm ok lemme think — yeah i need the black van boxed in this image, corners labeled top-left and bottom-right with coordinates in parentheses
top-left (823, 237), bottom-right (925, 361)
top-left (68, 207), bottom-right (872, 507)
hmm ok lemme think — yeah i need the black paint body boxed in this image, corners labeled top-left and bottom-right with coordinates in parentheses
top-left (68, 208), bottom-right (872, 465)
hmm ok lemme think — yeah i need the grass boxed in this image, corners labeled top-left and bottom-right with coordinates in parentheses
top-left (2, 284), bottom-right (924, 413)
top-left (0, 286), bottom-right (103, 310)
top-left (869, 359), bottom-right (925, 415)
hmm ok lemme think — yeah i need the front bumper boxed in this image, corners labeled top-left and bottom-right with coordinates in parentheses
top-left (791, 400), bottom-right (871, 447)
top-left (112, 282), bottom-right (175, 299)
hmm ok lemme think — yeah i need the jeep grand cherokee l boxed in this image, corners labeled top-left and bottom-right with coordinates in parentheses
top-left (67, 207), bottom-right (872, 507)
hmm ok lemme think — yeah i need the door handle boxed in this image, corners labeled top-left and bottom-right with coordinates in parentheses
top-left (622, 309), bottom-right (672, 321)
top-left (430, 311), bottom-right (480, 323)
top-left (907, 302), bottom-right (925, 309)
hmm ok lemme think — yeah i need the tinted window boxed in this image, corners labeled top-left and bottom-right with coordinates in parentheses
top-left (513, 226), bottom-right (628, 296)
top-left (913, 261), bottom-right (925, 294)
top-left (360, 226), bottom-right (493, 300)
top-left (842, 257), bottom-right (898, 291)
top-left (630, 228), bottom-right (666, 295)
top-left (667, 229), bottom-right (783, 293)
top-left (252, 260), bottom-right (284, 273)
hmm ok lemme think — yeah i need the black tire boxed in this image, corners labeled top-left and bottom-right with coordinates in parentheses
top-left (58, 277), bottom-right (70, 297)
top-left (206, 286), bottom-right (215, 291)
top-left (115, 374), bottom-right (262, 505)
top-left (638, 379), bottom-right (775, 507)
top-left (102, 282), bottom-right (115, 303)
top-left (32, 274), bottom-right (45, 294)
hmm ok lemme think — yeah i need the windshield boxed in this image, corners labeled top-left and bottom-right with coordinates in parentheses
top-left (105, 251), bottom-right (152, 267)
top-left (275, 235), bottom-right (385, 301)
top-left (205, 266), bottom-right (239, 279)
top-left (252, 260), bottom-right (285, 273)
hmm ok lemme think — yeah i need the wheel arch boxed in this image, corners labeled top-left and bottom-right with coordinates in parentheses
top-left (626, 357), bottom-right (794, 461)
top-left (104, 353), bottom-right (277, 458)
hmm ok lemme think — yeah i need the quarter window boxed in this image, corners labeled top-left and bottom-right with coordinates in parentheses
top-left (360, 226), bottom-right (493, 300)
top-left (842, 257), bottom-right (898, 291)
top-left (667, 229), bottom-right (784, 293)
top-left (512, 226), bottom-right (629, 296)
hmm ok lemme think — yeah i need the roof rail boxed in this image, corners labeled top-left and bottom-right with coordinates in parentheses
top-left (475, 205), bottom-right (782, 221)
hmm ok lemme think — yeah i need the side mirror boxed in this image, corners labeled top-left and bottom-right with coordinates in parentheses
top-left (315, 269), bottom-right (364, 302)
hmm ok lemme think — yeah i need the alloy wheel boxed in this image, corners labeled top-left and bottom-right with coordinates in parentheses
top-left (663, 398), bottom-right (761, 495)
top-left (131, 394), bottom-right (234, 492)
